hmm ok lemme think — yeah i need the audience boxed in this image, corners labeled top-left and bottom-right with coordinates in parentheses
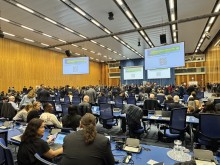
top-left (167, 95), bottom-right (184, 110)
top-left (13, 104), bottom-right (33, 122)
top-left (61, 113), bottom-right (114, 165)
top-left (17, 118), bottom-right (63, 165)
top-left (40, 103), bottom-right (62, 128)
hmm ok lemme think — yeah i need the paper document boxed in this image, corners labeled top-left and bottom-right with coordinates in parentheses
top-left (150, 116), bottom-right (159, 119)
top-left (123, 146), bottom-right (139, 152)
top-left (195, 160), bottom-right (216, 165)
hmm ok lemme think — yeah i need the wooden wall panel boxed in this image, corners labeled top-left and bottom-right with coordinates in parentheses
top-left (206, 43), bottom-right (220, 83)
top-left (0, 38), bottom-right (102, 92)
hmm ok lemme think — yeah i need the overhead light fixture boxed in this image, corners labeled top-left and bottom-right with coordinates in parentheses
top-left (74, 7), bottom-right (86, 16)
top-left (44, 17), bottom-right (57, 24)
top-left (0, 17), bottom-right (10, 22)
top-left (134, 22), bottom-right (140, 28)
top-left (116, 0), bottom-right (123, 6)
top-left (79, 34), bottom-right (87, 39)
top-left (91, 19), bottom-right (100, 26)
top-left (16, 3), bottom-right (34, 13)
top-left (138, 39), bottom-right (141, 46)
top-left (125, 10), bottom-right (132, 19)
top-left (108, 12), bottom-right (114, 20)
top-left (24, 38), bottom-right (34, 42)
top-left (90, 40), bottom-right (97, 44)
top-left (55, 47), bottom-right (61, 50)
top-left (41, 43), bottom-right (49, 46)
top-left (42, 33), bottom-right (52, 38)
top-left (104, 28), bottom-right (111, 34)
top-left (3, 32), bottom-right (14, 37)
top-left (64, 27), bottom-right (74, 33)
top-left (58, 39), bottom-right (66, 43)
top-left (21, 25), bottom-right (34, 31)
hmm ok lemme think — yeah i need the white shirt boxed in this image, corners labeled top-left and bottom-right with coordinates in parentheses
top-left (40, 112), bottom-right (62, 128)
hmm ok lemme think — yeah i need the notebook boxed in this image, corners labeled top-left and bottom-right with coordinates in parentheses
top-left (0, 121), bottom-right (12, 129)
top-left (49, 132), bottom-right (67, 150)
top-left (11, 134), bottom-right (22, 143)
top-left (91, 106), bottom-right (100, 115)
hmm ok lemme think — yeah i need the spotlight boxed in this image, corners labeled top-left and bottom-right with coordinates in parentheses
top-left (108, 12), bottom-right (114, 20)
top-left (138, 40), bottom-right (141, 46)
top-left (65, 50), bottom-right (72, 57)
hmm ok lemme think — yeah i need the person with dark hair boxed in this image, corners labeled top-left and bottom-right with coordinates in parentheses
top-left (61, 113), bottom-right (114, 165)
top-left (62, 105), bottom-right (81, 131)
top-left (40, 103), bottom-right (61, 128)
top-left (17, 118), bottom-right (63, 165)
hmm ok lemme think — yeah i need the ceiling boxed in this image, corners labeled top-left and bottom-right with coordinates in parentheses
top-left (0, 0), bottom-right (219, 63)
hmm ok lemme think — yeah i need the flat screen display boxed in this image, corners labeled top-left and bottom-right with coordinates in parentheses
top-left (145, 42), bottom-right (185, 70)
top-left (63, 57), bottom-right (89, 74)
top-left (123, 66), bottom-right (143, 80)
top-left (147, 68), bottom-right (171, 79)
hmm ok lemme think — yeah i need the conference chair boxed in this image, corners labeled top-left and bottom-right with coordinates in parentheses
top-left (114, 96), bottom-right (123, 110)
top-left (196, 91), bottom-right (204, 100)
top-left (0, 138), bottom-right (5, 165)
top-left (72, 96), bottom-right (81, 105)
top-left (183, 94), bottom-right (189, 103)
top-left (64, 96), bottom-right (70, 104)
top-left (197, 114), bottom-right (220, 151)
top-left (78, 104), bottom-right (92, 116)
top-left (99, 104), bottom-right (117, 129)
top-left (97, 96), bottom-right (107, 104)
top-left (157, 95), bottom-right (166, 105)
top-left (143, 99), bottom-right (160, 110)
top-left (0, 140), bottom-right (15, 165)
top-left (158, 107), bottom-right (187, 142)
top-left (34, 153), bottom-right (57, 165)
top-left (0, 103), bottom-right (16, 120)
top-left (127, 96), bottom-right (136, 105)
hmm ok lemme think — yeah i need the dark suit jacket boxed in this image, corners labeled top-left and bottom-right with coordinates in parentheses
top-left (61, 130), bottom-right (114, 165)
top-left (168, 102), bottom-right (184, 111)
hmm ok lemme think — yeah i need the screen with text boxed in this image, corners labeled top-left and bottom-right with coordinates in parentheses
top-left (147, 68), bottom-right (171, 79)
top-left (63, 57), bottom-right (89, 74)
top-left (123, 66), bottom-right (143, 80)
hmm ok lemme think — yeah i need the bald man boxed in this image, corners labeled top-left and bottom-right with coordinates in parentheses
top-left (78, 95), bottom-right (92, 116)
top-left (8, 96), bottom-right (19, 111)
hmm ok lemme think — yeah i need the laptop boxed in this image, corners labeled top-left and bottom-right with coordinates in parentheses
top-left (49, 132), bottom-right (67, 150)
top-left (0, 121), bottom-right (12, 129)
top-left (161, 111), bottom-right (171, 120)
top-left (91, 106), bottom-right (100, 115)
top-left (154, 110), bottom-right (162, 117)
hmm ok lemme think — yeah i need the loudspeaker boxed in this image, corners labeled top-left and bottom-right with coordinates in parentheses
top-left (119, 66), bottom-right (121, 69)
top-left (65, 50), bottom-right (71, 57)
top-left (160, 34), bottom-right (166, 44)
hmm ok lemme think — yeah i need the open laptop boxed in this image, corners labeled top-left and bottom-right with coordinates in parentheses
top-left (49, 132), bottom-right (67, 150)
top-left (91, 106), bottom-right (100, 115)
top-left (0, 121), bottom-right (12, 129)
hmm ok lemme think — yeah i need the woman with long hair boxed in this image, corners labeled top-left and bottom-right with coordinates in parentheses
top-left (17, 118), bottom-right (63, 165)
top-left (13, 104), bottom-right (33, 122)
top-left (19, 89), bottom-right (36, 108)
top-left (61, 113), bottom-right (114, 165)
top-left (27, 101), bottom-right (41, 123)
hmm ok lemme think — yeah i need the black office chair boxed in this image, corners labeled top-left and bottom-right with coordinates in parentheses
top-left (97, 96), bottom-right (107, 104)
top-left (64, 96), bottom-right (70, 104)
top-left (0, 138), bottom-right (6, 165)
top-left (1, 103), bottom-right (16, 120)
top-left (99, 104), bottom-right (117, 129)
top-left (127, 96), bottom-right (136, 105)
top-left (72, 96), bottom-right (81, 105)
top-left (157, 95), bottom-right (166, 105)
top-left (196, 91), bottom-right (204, 100)
top-left (114, 96), bottom-right (123, 110)
top-left (78, 104), bottom-right (91, 116)
top-left (143, 99), bottom-right (160, 110)
top-left (0, 139), bottom-right (15, 165)
top-left (61, 103), bottom-right (69, 117)
top-left (34, 153), bottom-right (57, 165)
top-left (197, 114), bottom-right (220, 151)
top-left (158, 107), bottom-right (187, 142)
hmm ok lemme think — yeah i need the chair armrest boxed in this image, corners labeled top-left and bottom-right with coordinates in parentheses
top-left (199, 132), bottom-right (220, 141)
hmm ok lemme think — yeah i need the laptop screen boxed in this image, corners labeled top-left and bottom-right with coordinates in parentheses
top-left (91, 106), bottom-right (100, 114)
top-left (54, 133), bottom-right (66, 144)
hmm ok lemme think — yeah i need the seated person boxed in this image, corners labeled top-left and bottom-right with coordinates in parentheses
top-left (27, 101), bottom-right (41, 123)
top-left (19, 89), bottom-right (36, 109)
top-left (17, 118), bottom-right (63, 165)
top-left (40, 103), bottom-right (62, 128)
top-left (78, 95), bottom-right (91, 116)
top-left (167, 95), bottom-right (184, 110)
top-left (144, 93), bottom-right (161, 110)
top-left (8, 96), bottom-right (19, 111)
top-left (62, 105), bottom-right (81, 131)
top-left (13, 104), bottom-right (33, 122)
top-left (60, 113), bottom-right (114, 165)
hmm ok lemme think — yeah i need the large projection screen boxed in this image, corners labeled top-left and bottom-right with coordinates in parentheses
top-left (123, 66), bottom-right (143, 80)
top-left (147, 68), bottom-right (171, 79)
top-left (145, 42), bottom-right (185, 70)
top-left (63, 57), bottom-right (89, 74)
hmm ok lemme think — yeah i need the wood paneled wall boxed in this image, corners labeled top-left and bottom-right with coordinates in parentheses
top-left (205, 41), bottom-right (220, 83)
top-left (0, 38), bottom-right (103, 92)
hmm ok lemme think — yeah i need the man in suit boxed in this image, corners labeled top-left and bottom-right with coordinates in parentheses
top-left (84, 86), bottom-right (96, 105)
top-left (78, 95), bottom-right (91, 116)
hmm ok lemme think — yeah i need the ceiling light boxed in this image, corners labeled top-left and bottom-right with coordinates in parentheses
top-left (104, 56), bottom-right (107, 58)
top-left (90, 57), bottom-right (94, 59)
top-left (172, 24), bottom-right (176, 30)
top-left (0, 17), bottom-right (10, 22)
top-left (96, 59), bottom-right (99, 61)
top-left (113, 51), bottom-right (117, 54)
top-left (44, 17), bottom-right (57, 24)
top-left (90, 51), bottom-right (95, 53)
top-left (169, 0), bottom-right (174, 9)
top-left (21, 25), bottom-right (34, 31)
top-left (125, 10), bottom-right (133, 19)
top-left (108, 12), bottom-right (114, 20)
top-left (123, 56), bottom-right (126, 58)
top-left (64, 27), bottom-right (74, 33)
top-left (101, 60), bottom-right (104, 62)
top-left (118, 54), bottom-right (121, 56)
top-left (75, 53), bottom-right (80, 55)
top-left (127, 58), bottom-right (130, 60)
top-left (109, 57), bottom-right (112, 59)
top-left (104, 28), bottom-right (111, 34)
top-left (140, 31), bottom-right (145, 36)
top-left (58, 39), bottom-right (66, 43)
top-left (171, 13), bottom-right (175, 21)
top-left (16, 3), bottom-right (34, 13)
top-left (100, 44), bottom-right (105, 48)
top-left (134, 22), bottom-right (140, 28)
top-left (173, 32), bottom-right (176, 37)
top-left (79, 34), bottom-right (87, 39)
top-left (107, 48), bottom-right (112, 51)
top-left (214, 3), bottom-right (220, 12)
top-left (42, 33), bottom-right (52, 38)
top-left (174, 37), bottom-right (177, 42)
top-left (209, 17), bottom-right (215, 24)
top-left (72, 44), bottom-right (78, 47)
top-left (120, 41), bottom-right (125, 44)
top-left (55, 47), bottom-right (61, 50)
top-left (116, 0), bottom-right (123, 6)
top-left (214, 39), bottom-right (220, 46)
top-left (205, 26), bottom-right (210, 32)
top-left (3, 32), bottom-right (15, 37)
top-left (113, 36), bottom-right (119, 40)
top-left (74, 7), bottom-right (86, 16)
top-left (144, 37), bottom-right (149, 41)
top-left (90, 40), bottom-right (97, 44)
top-left (91, 19), bottom-right (100, 26)
top-left (82, 48), bottom-right (87, 50)
top-left (24, 38), bottom-right (34, 42)
top-left (41, 43), bottom-right (49, 46)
